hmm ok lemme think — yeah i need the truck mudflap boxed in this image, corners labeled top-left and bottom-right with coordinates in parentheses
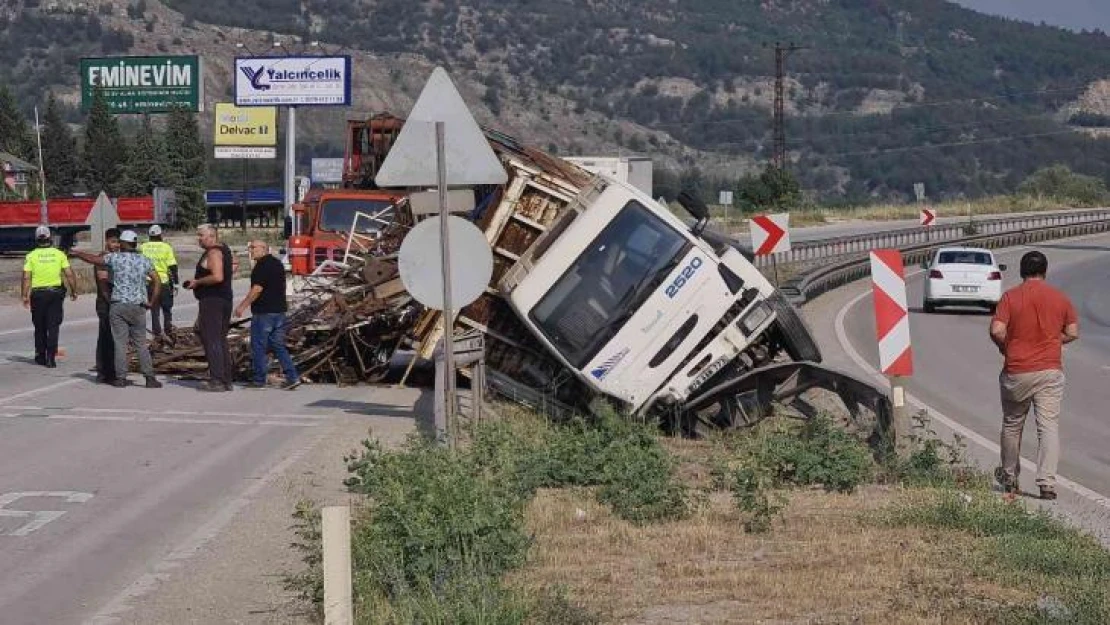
top-left (678, 361), bottom-right (892, 439)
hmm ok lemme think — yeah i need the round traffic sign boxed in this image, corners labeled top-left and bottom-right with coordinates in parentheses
top-left (398, 216), bottom-right (493, 310)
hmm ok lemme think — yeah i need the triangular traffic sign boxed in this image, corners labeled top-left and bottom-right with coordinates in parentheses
top-left (85, 191), bottom-right (119, 252)
top-left (375, 67), bottom-right (507, 188)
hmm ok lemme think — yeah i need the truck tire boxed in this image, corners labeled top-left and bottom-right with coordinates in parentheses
top-left (768, 292), bottom-right (822, 363)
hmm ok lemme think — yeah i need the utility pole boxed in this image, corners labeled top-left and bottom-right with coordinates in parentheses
top-left (33, 106), bottom-right (48, 225)
top-left (773, 42), bottom-right (807, 171)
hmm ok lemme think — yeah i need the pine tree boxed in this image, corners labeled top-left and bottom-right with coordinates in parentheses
top-left (41, 94), bottom-right (79, 196)
top-left (120, 114), bottom-right (167, 195)
top-left (81, 86), bottom-right (128, 196)
top-left (0, 84), bottom-right (35, 161)
top-left (163, 106), bottom-right (207, 226)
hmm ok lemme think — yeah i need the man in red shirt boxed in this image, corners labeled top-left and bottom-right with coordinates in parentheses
top-left (989, 251), bottom-right (1079, 500)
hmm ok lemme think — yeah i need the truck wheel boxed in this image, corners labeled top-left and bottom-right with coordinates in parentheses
top-left (768, 292), bottom-right (822, 363)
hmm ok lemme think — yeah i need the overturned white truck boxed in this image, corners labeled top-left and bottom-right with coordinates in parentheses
top-left (388, 130), bottom-right (889, 434)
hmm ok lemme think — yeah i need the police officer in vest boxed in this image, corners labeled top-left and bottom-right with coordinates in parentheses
top-left (140, 225), bottom-right (179, 341)
top-left (21, 226), bottom-right (78, 368)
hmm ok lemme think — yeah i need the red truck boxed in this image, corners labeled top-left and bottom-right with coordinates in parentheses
top-left (287, 114), bottom-right (406, 275)
top-left (0, 189), bottom-right (176, 253)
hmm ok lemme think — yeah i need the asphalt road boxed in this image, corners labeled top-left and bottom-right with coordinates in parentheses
top-left (838, 233), bottom-right (1110, 496)
top-left (0, 288), bottom-right (422, 624)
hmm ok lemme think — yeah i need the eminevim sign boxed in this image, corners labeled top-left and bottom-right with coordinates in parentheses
top-left (80, 55), bottom-right (202, 113)
top-left (234, 56), bottom-right (352, 107)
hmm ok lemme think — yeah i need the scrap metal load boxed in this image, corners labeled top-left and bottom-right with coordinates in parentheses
top-left (152, 258), bottom-right (420, 384)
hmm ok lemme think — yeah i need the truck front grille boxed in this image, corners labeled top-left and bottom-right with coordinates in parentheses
top-left (671, 297), bottom-right (751, 379)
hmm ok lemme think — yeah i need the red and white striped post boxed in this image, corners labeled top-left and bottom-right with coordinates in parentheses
top-left (869, 249), bottom-right (914, 453)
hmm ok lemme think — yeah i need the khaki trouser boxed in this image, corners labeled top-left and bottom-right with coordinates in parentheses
top-left (999, 370), bottom-right (1065, 489)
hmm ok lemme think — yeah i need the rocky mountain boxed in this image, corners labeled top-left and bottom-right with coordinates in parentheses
top-left (4, 0), bottom-right (1110, 202)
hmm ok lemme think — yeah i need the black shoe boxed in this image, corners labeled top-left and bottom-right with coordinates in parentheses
top-left (45, 358), bottom-right (57, 369)
top-left (1039, 487), bottom-right (1057, 501)
top-left (145, 376), bottom-right (163, 389)
top-left (280, 378), bottom-right (300, 390)
top-left (34, 355), bottom-right (46, 366)
top-left (198, 381), bottom-right (232, 392)
top-left (111, 379), bottom-right (130, 388)
top-left (246, 381), bottom-right (266, 389)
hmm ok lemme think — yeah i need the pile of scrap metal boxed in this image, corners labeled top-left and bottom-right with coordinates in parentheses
top-left (149, 252), bottom-right (421, 384)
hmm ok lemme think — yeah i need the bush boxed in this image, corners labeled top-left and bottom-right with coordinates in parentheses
top-left (1018, 165), bottom-right (1109, 207)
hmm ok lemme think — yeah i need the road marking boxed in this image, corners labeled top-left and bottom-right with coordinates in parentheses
top-left (3, 405), bottom-right (332, 420)
top-left (87, 430), bottom-right (328, 625)
top-left (0, 414), bottom-right (318, 428)
top-left (0, 491), bottom-right (94, 537)
top-left (0, 378), bottom-right (83, 406)
top-left (834, 273), bottom-right (1110, 513)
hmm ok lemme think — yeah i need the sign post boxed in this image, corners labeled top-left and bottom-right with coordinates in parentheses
top-left (378, 67), bottom-right (507, 446)
top-left (750, 213), bottom-right (791, 286)
top-left (869, 250), bottom-right (914, 455)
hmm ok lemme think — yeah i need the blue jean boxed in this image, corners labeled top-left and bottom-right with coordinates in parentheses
top-left (250, 313), bottom-right (298, 385)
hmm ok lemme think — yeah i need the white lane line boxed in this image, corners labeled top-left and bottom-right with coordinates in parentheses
top-left (86, 429), bottom-right (329, 625)
top-left (2, 405), bottom-right (333, 420)
top-left (0, 414), bottom-right (318, 428)
top-left (834, 276), bottom-right (1110, 512)
top-left (0, 378), bottom-right (83, 406)
top-left (0, 301), bottom-right (202, 338)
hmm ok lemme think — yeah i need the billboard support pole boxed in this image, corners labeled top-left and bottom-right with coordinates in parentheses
top-left (34, 106), bottom-right (48, 225)
top-left (284, 106), bottom-right (297, 221)
top-left (241, 158), bottom-right (249, 232)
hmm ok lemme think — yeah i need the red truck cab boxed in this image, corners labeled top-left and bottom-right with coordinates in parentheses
top-left (289, 188), bottom-right (404, 275)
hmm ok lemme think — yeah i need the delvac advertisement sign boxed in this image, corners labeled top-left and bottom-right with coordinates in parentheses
top-left (234, 56), bottom-right (352, 106)
top-left (80, 55), bottom-right (203, 113)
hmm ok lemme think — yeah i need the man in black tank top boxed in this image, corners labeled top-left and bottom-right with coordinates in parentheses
top-left (183, 224), bottom-right (235, 391)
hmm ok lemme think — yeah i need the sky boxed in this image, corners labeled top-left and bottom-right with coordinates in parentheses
top-left (950, 0), bottom-right (1110, 33)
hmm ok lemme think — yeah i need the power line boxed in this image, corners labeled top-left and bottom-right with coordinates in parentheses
top-left (817, 128), bottom-right (1081, 158)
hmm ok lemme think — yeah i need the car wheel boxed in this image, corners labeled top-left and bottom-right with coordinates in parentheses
top-left (768, 291), bottom-right (822, 363)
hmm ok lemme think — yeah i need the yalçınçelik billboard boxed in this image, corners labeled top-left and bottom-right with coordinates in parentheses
top-left (213, 103), bottom-right (277, 146)
top-left (234, 56), bottom-right (352, 107)
top-left (80, 55), bottom-right (203, 113)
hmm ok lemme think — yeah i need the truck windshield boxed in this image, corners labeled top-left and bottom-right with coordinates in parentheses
top-left (530, 200), bottom-right (691, 369)
top-left (319, 199), bottom-right (396, 234)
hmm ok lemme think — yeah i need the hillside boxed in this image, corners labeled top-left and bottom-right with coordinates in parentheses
top-left (4, 0), bottom-right (1110, 202)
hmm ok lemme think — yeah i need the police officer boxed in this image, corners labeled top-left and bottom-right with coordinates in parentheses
top-left (21, 226), bottom-right (78, 368)
top-left (140, 225), bottom-right (178, 341)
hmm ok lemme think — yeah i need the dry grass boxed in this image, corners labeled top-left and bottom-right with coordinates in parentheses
top-left (512, 486), bottom-right (1027, 624)
top-left (508, 436), bottom-right (1030, 624)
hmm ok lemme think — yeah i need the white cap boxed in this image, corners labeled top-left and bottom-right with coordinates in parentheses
top-left (149, 225), bottom-right (163, 236)
top-left (35, 225), bottom-right (51, 239)
top-left (119, 230), bottom-right (138, 243)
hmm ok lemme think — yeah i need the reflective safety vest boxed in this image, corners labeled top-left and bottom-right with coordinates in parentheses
top-left (141, 240), bottom-right (178, 284)
top-left (23, 247), bottom-right (69, 289)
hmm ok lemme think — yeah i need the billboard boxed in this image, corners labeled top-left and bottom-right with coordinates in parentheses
top-left (80, 55), bottom-right (202, 113)
top-left (214, 103), bottom-right (277, 146)
top-left (311, 158), bottom-right (344, 183)
top-left (214, 146), bottom-right (277, 159)
top-left (234, 56), bottom-right (352, 107)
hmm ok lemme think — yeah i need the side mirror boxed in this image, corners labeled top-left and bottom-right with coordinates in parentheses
top-left (998, 263), bottom-right (1008, 271)
top-left (676, 190), bottom-right (709, 222)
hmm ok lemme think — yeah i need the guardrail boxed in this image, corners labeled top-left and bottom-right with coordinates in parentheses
top-left (781, 215), bottom-right (1110, 306)
top-left (754, 208), bottom-right (1110, 269)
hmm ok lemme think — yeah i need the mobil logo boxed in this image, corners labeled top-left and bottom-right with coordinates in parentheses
top-left (665, 256), bottom-right (705, 299)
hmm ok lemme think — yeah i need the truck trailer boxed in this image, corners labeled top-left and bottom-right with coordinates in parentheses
top-left (0, 189), bottom-right (176, 253)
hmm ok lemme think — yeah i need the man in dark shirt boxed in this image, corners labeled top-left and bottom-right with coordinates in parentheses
top-left (183, 224), bottom-right (235, 392)
top-left (94, 228), bottom-right (121, 383)
top-left (235, 240), bottom-right (299, 389)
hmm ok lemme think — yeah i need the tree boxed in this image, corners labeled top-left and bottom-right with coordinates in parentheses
top-left (0, 84), bottom-right (35, 161)
top-left (120, 114), bottom-right (166, 195)
top-left (736, 166), bottom-right (802, 211)
top-left (81, 86), bottom-right (127, 195)
top-left (1018, 164), bottom-right (1108, 207)
top-left (40, 94), bottom-right (79, 196)
top-left (163, 106), bottom-right (207, 226)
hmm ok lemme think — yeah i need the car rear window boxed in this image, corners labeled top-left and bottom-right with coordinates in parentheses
top-left (938, 251), bottom-right (992, 265)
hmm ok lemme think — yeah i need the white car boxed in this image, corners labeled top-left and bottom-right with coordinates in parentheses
top-left (921, 247), bottom-right (1007, 313)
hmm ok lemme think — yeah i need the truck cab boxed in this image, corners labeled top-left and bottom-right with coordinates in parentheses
top-left (288, 189), bottom-right (404, 275)
top-left (501, 177), bottom-right (784, 416)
